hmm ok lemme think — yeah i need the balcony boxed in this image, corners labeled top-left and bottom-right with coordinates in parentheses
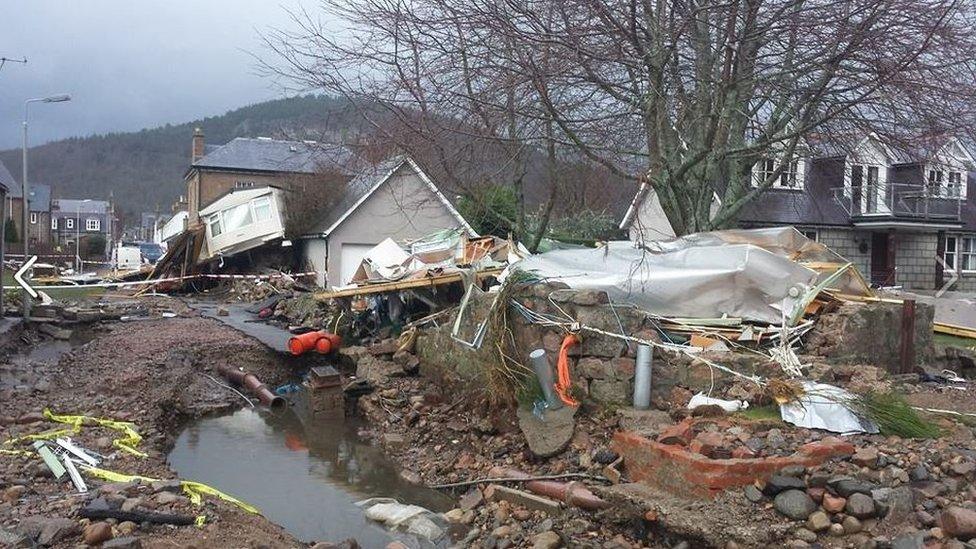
top-left (831, 183), bottom-right (963, 226)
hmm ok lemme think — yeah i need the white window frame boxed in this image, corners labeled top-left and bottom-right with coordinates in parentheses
top-left (752, 157), bottom-right (805, 190)
top-left (846, 162), bottom-right (889, 214)
top-left (85, 218), bottom-right (100, 231)
top-left (30, 212), bottom-right (37, 224)
top-left (927, 167), bottom-right (966, 198)
top-left (235, 180), bottom-right (256, 189)
top-left (51, 217), bottom-right (58, 230)
top-left (66, 218), bottom-right (74, 230)
top-left (944, 235), bottom-right (976, 273)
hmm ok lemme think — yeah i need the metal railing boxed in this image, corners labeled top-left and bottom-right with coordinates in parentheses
top-left (831, 183), bottom-right (963, 220)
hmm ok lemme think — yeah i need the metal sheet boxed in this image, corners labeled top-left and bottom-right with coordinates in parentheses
top-left (512, 229), bottom-right (821, 324)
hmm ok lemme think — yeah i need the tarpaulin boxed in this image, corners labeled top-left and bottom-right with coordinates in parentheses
top-left (779, 381), bottom-right (879, 434)
top-left (512, 235), bottom-right (817, 324)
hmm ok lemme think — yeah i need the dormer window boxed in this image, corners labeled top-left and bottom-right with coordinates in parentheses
top-left (927, 168), bottom-right (965, 198)
top-left (753, 158), bottom-right (804, 189)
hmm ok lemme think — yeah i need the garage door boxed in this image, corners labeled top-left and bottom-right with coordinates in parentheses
top-left (339, 243), bottom-right (374, 285)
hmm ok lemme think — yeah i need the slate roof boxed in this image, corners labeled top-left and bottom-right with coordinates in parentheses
top-left (53, 199), bottom-right (110, 215)
top-left (0, 159), bottom-right (14, 193)
top-left (736, 159), bottom-right (851, 227)
top-left (192, 138), bottom-right (353, 175)
top-left (9, 183), bottom-right (52, 212)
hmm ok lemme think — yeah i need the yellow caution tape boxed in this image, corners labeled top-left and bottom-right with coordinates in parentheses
top-left (43, 409), bottom-right (147, 457)
top-left (81, 466), bottom-right (260, 522)
top-left (0, 449), bottom-right (33, 457)
top-left (2, 409), bottom-right (146, 457)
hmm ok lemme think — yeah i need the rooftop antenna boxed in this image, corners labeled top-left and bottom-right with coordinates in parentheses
top-left (0, 56), bottom-right (27, 73)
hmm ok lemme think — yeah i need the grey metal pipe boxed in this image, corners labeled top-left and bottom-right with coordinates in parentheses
top-left (633, 344), bottom-right (653, 409)
top-left (529, 349), bottom-right (562, 409)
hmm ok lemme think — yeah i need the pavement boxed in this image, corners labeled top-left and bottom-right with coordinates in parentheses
top-left (189, 301), bottom-right (293, 353)
top-left (887, 289), bottom-right (976, 329)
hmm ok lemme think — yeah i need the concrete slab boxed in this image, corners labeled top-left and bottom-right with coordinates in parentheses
top-left (886, 290), bottom-right (976, 330)
top-left (189, 301), bottom-right (293, 353)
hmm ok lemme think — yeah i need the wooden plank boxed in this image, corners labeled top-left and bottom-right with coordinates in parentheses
top-left (313, 267), bottom-right (503, 300)
top-left (933, 321), bottom-right (976, 340)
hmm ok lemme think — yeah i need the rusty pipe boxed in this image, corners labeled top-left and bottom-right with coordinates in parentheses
top-left (216, 363), bottom-right (285, 409)
top-left (488, 467), bottom-right (609, 511)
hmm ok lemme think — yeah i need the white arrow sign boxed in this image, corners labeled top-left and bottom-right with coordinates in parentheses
top-left (14, 255), bottom-right (38, 299)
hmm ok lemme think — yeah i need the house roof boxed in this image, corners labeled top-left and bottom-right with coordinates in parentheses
top-left (0, 159), bottom-right (14, 193)
top-left (9, 183), bottom-right (52, 212)
top-left (191, 138), bottom-right (352, 175)
top-left (53, 199), bottom-right (110, 215)
top-left (306, 155), bottom-right (476, 238)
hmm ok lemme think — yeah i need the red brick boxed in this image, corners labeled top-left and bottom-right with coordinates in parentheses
top-left (657, 419), bottom-right (694, 446)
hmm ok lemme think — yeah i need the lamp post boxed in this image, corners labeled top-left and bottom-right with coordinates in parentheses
top-left (22, 94), bottom-right (70, 318)
top-left (75, 199), bottom-right (90, 273)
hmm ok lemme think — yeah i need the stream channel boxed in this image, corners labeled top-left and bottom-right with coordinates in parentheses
top-left (167, 405), bottom-right (454, 546)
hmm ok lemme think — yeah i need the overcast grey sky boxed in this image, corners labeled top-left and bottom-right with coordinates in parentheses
top-left (0, 0), bottom-right (313, 149)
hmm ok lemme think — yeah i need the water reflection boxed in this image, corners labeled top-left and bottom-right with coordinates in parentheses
top-left (168, 405), bottom-right (451, 545)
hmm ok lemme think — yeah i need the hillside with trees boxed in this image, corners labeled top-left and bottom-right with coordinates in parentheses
top-left (0, 95), bottom-right (363, 218)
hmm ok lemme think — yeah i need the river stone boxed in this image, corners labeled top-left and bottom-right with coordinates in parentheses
top-left (774, 490), bottom-right (817, 520)
top-left (532, 530), bottom-right (562, 549)
top-left (845, 493), bottom-right (876, 519)
top-left (103, 537), bottom-right (142, 549)
top-left (83, 522), bottom-right (113, 545)
top-left (516, 405), bottom-right (576, 458)
top-left (941, 506), bottom-right (976, 540)
top-left (889, 532), bottom-right (925, 549)
top-left (831, 478), bottom-right (877, 498)
top-left (764, 475), bottom-right (806, 496)
top-left (806, 511), bottom-right (831, 532)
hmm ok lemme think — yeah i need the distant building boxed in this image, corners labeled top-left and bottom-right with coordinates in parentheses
top-left (51, 199), bottom-right (116, 258)
top-left (7, 182), bottom-right (53, 250)
top-left (183, 128), bottom-right (352, 226)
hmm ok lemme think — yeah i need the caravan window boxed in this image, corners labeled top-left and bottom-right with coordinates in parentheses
top-left (252, 196), bottom-right (272, 222)
top-left (208, 215), bottom-right (222, 237)
top-left (222, 203), bottom-right (253, 232)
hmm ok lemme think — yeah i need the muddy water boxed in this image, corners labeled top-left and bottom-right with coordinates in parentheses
top-left (168, 407), bottom-right (453, 546)
top-left (1, 326), bottom-right (98, 388)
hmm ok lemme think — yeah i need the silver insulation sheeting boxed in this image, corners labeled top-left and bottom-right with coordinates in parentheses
top-left (511, 227), bottom-right (844, 324)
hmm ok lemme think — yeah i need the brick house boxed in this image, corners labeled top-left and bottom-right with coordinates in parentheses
top-left (183, 129), bottom-right (352, 226)
top-left (620, 134), bottom-right (976, 291)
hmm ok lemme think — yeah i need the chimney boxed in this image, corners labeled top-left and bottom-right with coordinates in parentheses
top-left (192, 128), bottom-right (205, 162)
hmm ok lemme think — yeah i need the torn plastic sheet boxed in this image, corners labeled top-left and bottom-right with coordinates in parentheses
top-left (780, 381), bottom-right (879, 434)
top-left (511, 236), bottom-right (817, 324)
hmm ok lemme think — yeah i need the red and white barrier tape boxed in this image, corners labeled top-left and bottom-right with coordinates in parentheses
top-left (1, 271), bottom-right (319, 291)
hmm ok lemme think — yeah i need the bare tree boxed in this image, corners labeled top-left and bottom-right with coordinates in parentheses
top-left (262, 0), bottom-right (976, 236)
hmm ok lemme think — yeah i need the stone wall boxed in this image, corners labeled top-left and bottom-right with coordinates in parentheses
top-left (415, 283), bottom-right (778, 410)
top-left (816, 227), bottom-right (871, 281)
top-left (894, 232), bottom-right (937, 290)
top-left (805, 301), bottom-right (935, 369)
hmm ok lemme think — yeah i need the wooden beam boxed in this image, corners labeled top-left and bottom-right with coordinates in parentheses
top-left (933, 321), bottom-right (976, 340)
top-left (313, 268), bottom-right (503, 300)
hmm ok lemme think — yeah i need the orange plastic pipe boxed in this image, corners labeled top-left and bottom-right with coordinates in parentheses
top-left (288, 331), bottom-right (325, 356)
top-left (556, 334), bottom-right (580, 406)
top-left (315, 333), bottom-right (342, 355)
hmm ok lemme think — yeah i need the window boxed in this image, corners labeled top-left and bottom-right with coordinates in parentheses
top-left (235, 181), bottom-right (255, 189)
top-left (66, 218), bottom-right (74, 230)
top-left (927, 168), bottom-right (965, 198)
top-left (222, 203), bottom-right (253, 232)
top-left (51, 217), bottom-right (58, 230)
top-left (754, 158), bottom-right (804, 189)
top-left (30, 212), bottom-right (37, 224)
top-left (207, 215), bottom-right (222, 237)
top-left (252, 196), bottom-right (272, 222)
top-left (945, 236), bottom-right (976, 271)
top-left (86, 218), bottom-right (100, 231)
top-left (801, 230), bottom-right (819, 242)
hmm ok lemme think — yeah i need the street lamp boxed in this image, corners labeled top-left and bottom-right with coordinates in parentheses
top-left (22, 93), bottom-right (70, 318)
top-left (74, 199), bottom-right (91, 273)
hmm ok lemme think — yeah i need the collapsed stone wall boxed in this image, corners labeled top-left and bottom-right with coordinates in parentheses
top-left (804, 301), bottom-right (935, 369)
top-left (415, 282), bottom-right (779, 409)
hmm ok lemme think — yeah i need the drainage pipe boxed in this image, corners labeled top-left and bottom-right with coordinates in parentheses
top-left (633, 344), bottom-right (653, 410)
top-left (488, 467), bottom-right (609, 511)
top-left (216, 363), bottom-right (285, 409)
top-left (529, 349), bottom-right (562, 409)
